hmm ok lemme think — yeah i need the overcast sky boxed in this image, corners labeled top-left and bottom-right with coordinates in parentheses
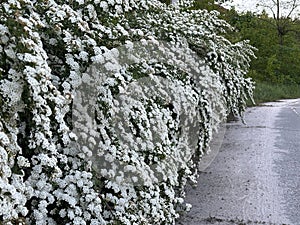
top-left (221, 0), bottom-right (300, 18)
top-left (221, 0), bottom-right (260, 13)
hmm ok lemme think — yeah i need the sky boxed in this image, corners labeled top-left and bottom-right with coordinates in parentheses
top-left (221, 0), bottom-right (260, 13)
top-left (221, 0), bottom-right (300, 18)
top-left (169, 0), bottom-right (300, 18)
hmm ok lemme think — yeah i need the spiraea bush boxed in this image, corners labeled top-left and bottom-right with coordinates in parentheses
top-left (0, 0), bottom-right (254, 224)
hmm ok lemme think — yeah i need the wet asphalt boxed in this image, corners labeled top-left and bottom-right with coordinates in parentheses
top-left (274, 100), bottom-right (300, 225)
top-left (177, 99), bottom-right (300, 225)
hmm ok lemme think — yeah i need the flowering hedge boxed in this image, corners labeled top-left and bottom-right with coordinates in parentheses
top-left (0, 0), bottom-right (254, 224)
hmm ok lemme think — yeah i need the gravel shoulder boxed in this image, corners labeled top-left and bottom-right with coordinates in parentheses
top-left (177, 99), bottom-right (300, 225)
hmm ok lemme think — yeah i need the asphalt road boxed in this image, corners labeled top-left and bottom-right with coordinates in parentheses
top-left (177, 99), bottom-right (300, 225)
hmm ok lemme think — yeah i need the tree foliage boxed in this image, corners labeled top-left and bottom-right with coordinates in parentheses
top-left (257, 0), bottom-right (300, 45)
top-left (224, 8), bottom-right (300, 84)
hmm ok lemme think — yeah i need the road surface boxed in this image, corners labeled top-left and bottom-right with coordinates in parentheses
top-left (177, 99), bottom-right (300, 225)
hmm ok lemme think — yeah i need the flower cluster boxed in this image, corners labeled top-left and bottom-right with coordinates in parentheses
top-left (0, 0), bottom-right (254, 224)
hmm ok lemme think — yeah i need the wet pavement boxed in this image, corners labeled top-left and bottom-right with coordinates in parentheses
top-left (274, 100), bottom-right (300, 225)
top-left (177, 99), bottom-right (300, 225)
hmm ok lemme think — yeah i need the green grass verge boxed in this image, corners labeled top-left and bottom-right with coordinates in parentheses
top-left (248, 82), bottom-right (300, 106)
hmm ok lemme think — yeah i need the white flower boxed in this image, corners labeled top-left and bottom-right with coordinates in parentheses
top-left (68, 209), bottom-right (75, 219)
top-left (0, 132), bottom-right (9, 146)
top-left (66, 57), bottom-right (80, 71)
top-left (83, 211), bottom-right (91, 220)
top-left (75, 0), bottom-right (85, 4)
top-left (2, 165), bottom-right (12, 177)
top-left (69, 71), bottom-right (82, 87)
top-left (23, 53), bottom-right (37, 63)
top-left (59, 209), bottom-right (67, 218)
top-left (69, 132), bottom-right (78, 140)
top-left (91, 54), bottom-right (105, 64)
top-left (107, 0), bottom-right (115, 6)
top-left (56, 10), bottom-right (67, 20)
top-left (4, 47), bottom-right (15, 59)
top-left (17, 156), bottom-right (30, 168)
top-left (49, 38), bottom-right (57, 45)
top-left (125, 40), bottom-right (134, 49)
top-left (0, 24), bottom-right (8, 35)
top-left (115, 5), bottom-right (123, 14)
top-left (0, 147), bottom-right (8, 164)
top-left (79, 51), bottom-right (89, 61)
top-left (19, 206), bottom-right (29, 216)
top-left (185, 203), bottom-right (192, 211)
top-left (100, 1), bottom-right (109, 11)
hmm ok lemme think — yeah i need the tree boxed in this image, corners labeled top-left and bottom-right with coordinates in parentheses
top-left (220, 4), bottom-right (300, 84)
top-left (257, 0), bottom-right (300, 45)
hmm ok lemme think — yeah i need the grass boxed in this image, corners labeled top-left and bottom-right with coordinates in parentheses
top-left (248, 82), bottom-right (300, 106)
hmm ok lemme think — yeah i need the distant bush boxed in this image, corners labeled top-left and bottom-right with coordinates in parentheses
top-left (0, 0), bottom-right (254, 224)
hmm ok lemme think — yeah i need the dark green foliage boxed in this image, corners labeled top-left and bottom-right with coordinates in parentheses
top-left (191, 0), bottom-right (226, 11)
top-left (223, 9), bottom-right (300, 85)
top-left (158, 0), bottom-right (172, 5)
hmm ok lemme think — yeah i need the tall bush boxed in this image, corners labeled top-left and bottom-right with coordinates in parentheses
top-left (0, 0), bottom-right (254, 224)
